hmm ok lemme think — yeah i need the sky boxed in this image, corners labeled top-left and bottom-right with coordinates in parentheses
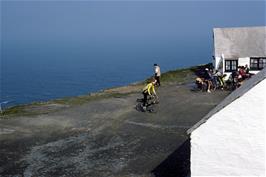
top-left (1, 1), bottom-right (265, 46)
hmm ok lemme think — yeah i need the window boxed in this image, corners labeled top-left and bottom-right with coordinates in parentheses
top-left (225, 60), bottom-right (238, 72)
top-left (250, 57), bottom-right (266, 70)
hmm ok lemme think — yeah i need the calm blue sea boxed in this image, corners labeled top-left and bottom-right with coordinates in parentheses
top-left (1, 39), bottom-right (210, 108)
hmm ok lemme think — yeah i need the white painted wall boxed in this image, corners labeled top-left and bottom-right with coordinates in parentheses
top-left (238, 57), bottom-right (250, 67)
top-left (190, 79), bottom-right (266, 176)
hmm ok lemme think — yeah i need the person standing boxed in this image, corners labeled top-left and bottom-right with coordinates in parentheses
top-left (154, 64), bottom-right (161, 86)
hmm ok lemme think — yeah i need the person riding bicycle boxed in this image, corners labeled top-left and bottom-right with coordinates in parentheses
top-left (142, 79), bottom-right (158, 109)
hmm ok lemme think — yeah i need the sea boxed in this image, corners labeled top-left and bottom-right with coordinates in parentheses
top-left (1, 39), bottom-right (210, 108)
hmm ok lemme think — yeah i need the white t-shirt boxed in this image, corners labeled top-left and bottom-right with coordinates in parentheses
top-left (155, 66), bottom-right (161, 76)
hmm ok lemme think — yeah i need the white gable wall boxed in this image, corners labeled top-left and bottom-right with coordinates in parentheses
top-left (190, 79), bottom-right (266, 176)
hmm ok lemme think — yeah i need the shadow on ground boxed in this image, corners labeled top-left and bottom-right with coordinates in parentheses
top-left (151, 139), bottom-right (191, 177)
top-left (190, 63), bottom-right (213, 78)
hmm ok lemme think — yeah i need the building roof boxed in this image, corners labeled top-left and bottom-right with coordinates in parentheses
top-left (187, 67), bottom-right (266, 134)
top-left (213, 26), bottom-right (266, 58)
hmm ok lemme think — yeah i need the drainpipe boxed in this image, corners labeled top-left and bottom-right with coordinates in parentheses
top-left (221, 53), bottom-right (225, 74)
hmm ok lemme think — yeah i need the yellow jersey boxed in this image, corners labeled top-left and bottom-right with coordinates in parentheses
top-left (143, 83), bottom-right (156, 95)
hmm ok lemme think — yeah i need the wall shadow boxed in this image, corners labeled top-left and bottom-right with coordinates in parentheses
top-left (151, 139), bottom-right (191, 177)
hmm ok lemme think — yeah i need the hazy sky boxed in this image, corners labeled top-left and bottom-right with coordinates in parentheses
top-left (2, 1), bottom-right (265, 45)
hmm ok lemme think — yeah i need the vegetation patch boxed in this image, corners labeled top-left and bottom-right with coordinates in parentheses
top-left (0, 105), bottom-right (27, 118)
top-left (161, 67), bottom-right (195, 83)
top-left (0, 102), bottom-right (55, 118)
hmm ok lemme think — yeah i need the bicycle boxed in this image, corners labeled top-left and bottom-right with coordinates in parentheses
top-left (136, 95), bottom-right (159, 113)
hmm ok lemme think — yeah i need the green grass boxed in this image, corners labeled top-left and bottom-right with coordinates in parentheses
top-left (141, 67), bottom-right (195, 84)
top-left (161, 67), bottom-right (194, 83)
top-left (0, 102), bottom-right (49, 118)
top-left (0, 105), bottom-right (27, 116)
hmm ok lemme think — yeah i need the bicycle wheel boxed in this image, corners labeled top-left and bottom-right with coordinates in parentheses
top-left (147, 104), bottom-right (158, 113)
top-left (136, 103), bottom-right (145, 112)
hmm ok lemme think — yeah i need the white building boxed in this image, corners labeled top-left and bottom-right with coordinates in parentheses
top-left (213, 26), bottom-right (266, 79)
top-left (187, 68), bottom-right (266, 176)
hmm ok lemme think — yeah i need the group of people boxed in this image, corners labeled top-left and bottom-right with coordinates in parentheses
top-left (141, 63), bottom-right (255, 111)
top-left (228, 65), bottom-right (253, 90)
top-left (237, 65), bottom-right (253, 80)
top-left (141, 64), bottom-right (161, 109)
top-left (195, 68), bottom-right (225, 93)
top-left (140, 62), bottom-right (255, 111)
top-left (195, 64), bottom-right (253, 93)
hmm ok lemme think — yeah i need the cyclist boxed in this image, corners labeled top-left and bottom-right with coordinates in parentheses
top-left (142, 79), bottom-right (158, 109)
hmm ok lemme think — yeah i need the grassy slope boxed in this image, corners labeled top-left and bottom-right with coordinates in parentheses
top-left (0, 66), bottom-right (197, 118)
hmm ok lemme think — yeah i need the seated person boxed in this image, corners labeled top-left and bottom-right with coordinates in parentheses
top-left (244, 64), bottom-right (250, 74)
top-left (195, 77), bottom-right (205, 90)
top-left (195, 77), bottom-right (211, 92)
top-left (238, 66), bottom-right (248, 80)
top-left (244, 64), bottom-right (254, 78)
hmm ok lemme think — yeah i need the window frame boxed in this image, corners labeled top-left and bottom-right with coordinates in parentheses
top-left (224, 59), bottom-right (238, 72)
top-left (250, 57), bottom-right (266, 70)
